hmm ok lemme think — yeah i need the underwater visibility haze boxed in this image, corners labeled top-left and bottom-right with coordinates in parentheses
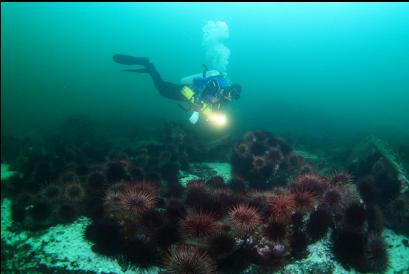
top-left (2, 2), bottom-right (409, 139)
top-left (1, 2), bottom-right (409, 274)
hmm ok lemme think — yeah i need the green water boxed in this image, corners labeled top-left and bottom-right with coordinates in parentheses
top-left (2, 2), bottom-right (409, 143)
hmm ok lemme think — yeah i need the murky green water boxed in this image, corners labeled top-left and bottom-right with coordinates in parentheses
top-left (2, 2), bottom-right (409, 142)
top-left (2, 3), bottom-right (409, 274)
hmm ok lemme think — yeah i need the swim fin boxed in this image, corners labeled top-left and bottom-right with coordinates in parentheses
top-left (123, 69), bottom-right (149, 73)
top-left (112, 54), bottom-right (150, 65)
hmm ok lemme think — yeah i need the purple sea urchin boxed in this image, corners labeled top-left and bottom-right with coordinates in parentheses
top-left (163, 245), bottom-right (216, 274)
top-left (183, 212), bottom-right (217, 238)
top-left (328, 171), bottom-right (353, 185)
top-left (63, 182), bottom-right (86, 203)
top-left (366, 234), bottom-right (389, 272)
top-left (207, 232), bottom-right (236, 259)
top-left (235, 142), bottom-right (250, 158)
top-left (41, 184), bottom-right (63, 202)
top-left (252, 155), bottom-right (267, 171)
top-left (344, 202), bottom-right (367, 229)
top-left (264, 220), bottom-right (288, 242)
top-left (306, 205), bottom-right (332, 240)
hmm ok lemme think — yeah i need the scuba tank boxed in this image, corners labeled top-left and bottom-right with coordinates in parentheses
top-left (181, 66), bottom-right (231, 98)
top-left (180, 70), bottom-right (221, 86)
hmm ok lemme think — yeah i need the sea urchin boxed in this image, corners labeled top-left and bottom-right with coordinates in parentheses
top-left (163, 245), bottom-right (216, 274)
top-left (229, 204), bottom-right (261, 232)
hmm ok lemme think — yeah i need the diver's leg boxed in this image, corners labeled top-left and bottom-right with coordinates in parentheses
top-left (114, 54), bottom-right (185, 101)
top-left (113, 54), bottom-right (150, 65)
top-left (154, 80), bottom-right (185, 101)
top-left (142, 63), bottom-right (184, 101)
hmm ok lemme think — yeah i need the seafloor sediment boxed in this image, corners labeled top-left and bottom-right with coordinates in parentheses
top-left (2, 162), bottom-right (409, 274)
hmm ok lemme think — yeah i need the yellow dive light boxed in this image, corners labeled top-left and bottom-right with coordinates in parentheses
top-left (181, 86), bottom-right (228, 128)
top-left (207, 112), bottom-right (228, 127)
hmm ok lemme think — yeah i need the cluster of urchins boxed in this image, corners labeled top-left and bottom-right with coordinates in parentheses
top-left (5, 149), bottom-right (182, 231)
top-left (83, 169), bottom-right (388, 274)
top-left (2, 118), bottom-right (193, 232)
top-left (231, 131), bottom-right (309, 189)
top-left (2, 129), bottom-right (390, 274)
top-left (82, 133), bottom-right (389, 274)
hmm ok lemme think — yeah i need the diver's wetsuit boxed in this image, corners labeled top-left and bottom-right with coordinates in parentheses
top-left (113, 54), bottom-right (185, 101)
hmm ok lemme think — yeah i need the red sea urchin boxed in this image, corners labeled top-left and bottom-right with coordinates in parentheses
top-left (292, 173), bottom-right (328, 197)
top-left (229, 204), bottom-right (261, 232)
top-left (131, 181), bottom-right (161, 195)
top-left (163, 245), bottom-right (216, 274)
top-left (270, 194), bottom-right (296, 223)
top-left (103, 187), bottom-right (123, 216)
top-left (184, 180), bottom-right (218, 213)
top-left (327, 171), bottom-right (353, 185)
top-left (292, 190), bottom-right (316, 214)
top-left (183, 212), bottom-right (217, 238)
top-left (119, 183), bottom-right (159, 218)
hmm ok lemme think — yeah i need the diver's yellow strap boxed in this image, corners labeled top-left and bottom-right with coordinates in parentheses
top-left (181, 86), bottom-right (195, 101)
top-left (181, 86), bottom-right (214, 118)
top-left (202, 105), bottom-right (213, 116)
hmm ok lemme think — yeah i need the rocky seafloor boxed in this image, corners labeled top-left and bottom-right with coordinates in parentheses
top-left (2, 162), bottom-right (409, 274)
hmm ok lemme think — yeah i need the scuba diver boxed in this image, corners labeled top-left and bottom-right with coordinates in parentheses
top-left (112, 54), bottom-right (241, 126)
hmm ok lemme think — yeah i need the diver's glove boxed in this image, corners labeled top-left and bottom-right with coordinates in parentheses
top-left (189, 111), bottom-right (200, 124)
